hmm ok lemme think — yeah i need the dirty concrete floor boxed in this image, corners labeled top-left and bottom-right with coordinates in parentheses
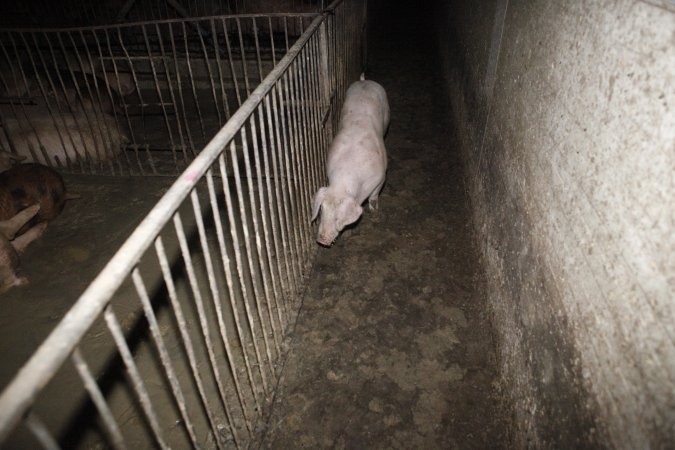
top-left (260, 2), bottom-right (512, 449)
top-left (0, 175), bottom-right (173, 387)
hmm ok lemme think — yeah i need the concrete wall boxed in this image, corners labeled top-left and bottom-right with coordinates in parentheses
top-left (435, 0), bottom-right (674, 448)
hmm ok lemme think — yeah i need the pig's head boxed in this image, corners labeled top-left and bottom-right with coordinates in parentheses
top-left (311, 187), bottom-right (363, 247)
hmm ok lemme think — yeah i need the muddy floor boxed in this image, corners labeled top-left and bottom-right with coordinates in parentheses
top-left (259, 2), bottom-right (512, 449)
top-left (0, 175), bottom-right (173, 387)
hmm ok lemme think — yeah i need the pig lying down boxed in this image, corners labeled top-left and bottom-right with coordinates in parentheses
top-left (312, 74), bottom-right (390, 246)
top-left (0, 113), bottom-right (127, 166)
top-left (0, 63), bottom-right (134, 166)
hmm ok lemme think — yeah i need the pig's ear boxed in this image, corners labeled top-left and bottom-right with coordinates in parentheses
top-left (311, 187), bottom-right (327, 222)
top-left (338, 198), bottom-right (363, 228)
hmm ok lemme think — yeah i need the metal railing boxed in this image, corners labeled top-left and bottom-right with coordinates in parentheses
top-left (0, 12), bottom-right (316, 175)
top-left (0, 0), bottom-right (326, 28)
top-left (0, 0), bottom-right (365, 447)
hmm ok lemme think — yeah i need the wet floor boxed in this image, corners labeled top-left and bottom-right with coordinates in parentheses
top-left (259, 1), bottom-right (512, 448)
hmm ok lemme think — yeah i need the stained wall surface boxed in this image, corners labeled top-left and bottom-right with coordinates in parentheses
top-left (435, 0), bottom-right (674, 448)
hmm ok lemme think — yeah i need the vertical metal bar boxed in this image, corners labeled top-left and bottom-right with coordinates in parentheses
top-left (195, 18), bottom-right (223, 128)
top-left (233, 127), bottom-right (278, 368)
top-left (268, 84), bottom-right (300, 308)
top-left (172, 212), bottom-right (239, 449)
top-left (318, 20), bottom-right (333, 139)
top-left (300, 34), bottom-right (321, 207)
top-left (223, 140), bottom-right (271, 396)
top-left (276, 74), bottom-right (304, 286)
top-left (140, 26), bottom-right (166, 157)
top-left (295, 45), bottom-right (320, 210)
top-left (210, 18), bottom-right (232, 119)
top-left (25, 412), bottom-right (60, 450)
top-left (221, 19), bottom-right (242, 109)
top-left (22, 32), bottom-right (80, 169)
top-left (215, 152), bottom-right (265, 413)
top-left (290, 53), bottom-right (316, 270)
top-left (286, 61), bottom-right (312, 262)
top-left (283, 16), bottom-right (290, 52)
top-left (114, 26), bottom-right (147, 173)
top-left (71, 348), bottom-right (128, 450)
top-left (267, 17), bottom-right (276, 67)
top-left (257, 100), bottom-right (289, 327)
top-left (281, 68), bottom-right (306, 264)
top-left (0, 33), bottom-right (45, 164)
top-left (189, 188), bottom-right (253, 446)
top-left (60, 31), bottom-right (110, 170)
top-left (131, 268), bottom-right (202, 450)
top-left (308, 34), bottom-right (328, 191)
top-left (155, 22), bottom-right (188, 173)
top-left (142, 23), bottom-right (177, 160)
top-left (168, 24), bottom-right (198, 161)
top-left (80, 29), bottom-right (127, 175)
top-left (235, 17), bottom-right (251, 96)
top-left (298, 50), bottom-right (319, 263)
top-left (154, 236), bottom-right (235, 446)
top-left (181, 21), bottom-right (207, 143)
top-left (91, 29), bottom-right (131, 175)
top-left (252, 17), bottom-right (264, 83)
top-left (104, 305), bottom-right (169, 450)
top-left (44, 31), bottom-right (95, 170)
top-left (204, 166), bottom-right (256, 434)
top-left (248, 109), bottom-right (284, 348)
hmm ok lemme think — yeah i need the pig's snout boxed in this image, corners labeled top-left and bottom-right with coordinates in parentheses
top-left (317, 233), bottom-right (335, 247)
top-left (317, 225), bottom-right (338, 247)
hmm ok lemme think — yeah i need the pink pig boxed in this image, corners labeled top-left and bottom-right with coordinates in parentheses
top-left (311, 74), bottom-right (390, 247)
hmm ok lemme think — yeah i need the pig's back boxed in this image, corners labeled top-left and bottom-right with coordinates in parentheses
top-left (340, 80), bottom-right (389, 136)
top-left (326, 119), bottom-right (387, 199)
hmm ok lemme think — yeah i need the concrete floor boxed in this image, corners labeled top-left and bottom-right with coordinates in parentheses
top-left (0, 175), bottom-right (173, 388)
top-left (259, 2), bottom-right (512, 448)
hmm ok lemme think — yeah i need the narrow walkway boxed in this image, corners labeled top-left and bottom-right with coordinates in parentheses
top-left (261, 2), bottom-right (510, 448)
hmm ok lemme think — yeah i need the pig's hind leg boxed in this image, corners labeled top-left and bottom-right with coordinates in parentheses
top-left (0, 205), bottom-right (40, 240)
top-left (11, 222), bottom-right (47, 254)
top-left (368, 179), bottom-right (385, 211)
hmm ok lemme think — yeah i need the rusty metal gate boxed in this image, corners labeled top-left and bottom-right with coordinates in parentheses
top-left (0, 0), bottom-right (365, 447)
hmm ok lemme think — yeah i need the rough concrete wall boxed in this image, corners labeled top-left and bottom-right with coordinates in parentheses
top-left (435, 0), bottom-right (675, 448)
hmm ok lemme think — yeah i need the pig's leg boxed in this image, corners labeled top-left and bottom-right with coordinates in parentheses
top-left (368, 180), bottom-right (385, 211)
top-left (0, 237), bottom-right (25, 294)
top-left (0, 205), bottom-right (40, 240)
top-left (11, 222), bottom-right (47, 254)
top-left (0, 273), bottom-right (28, 294)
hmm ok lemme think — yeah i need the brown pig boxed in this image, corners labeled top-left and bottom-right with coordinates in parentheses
top-left (0, 163), bottom-right (75, 228)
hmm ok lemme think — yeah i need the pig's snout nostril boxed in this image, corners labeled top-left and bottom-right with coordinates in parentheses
top-left (317, 235), bottom-right (334, 247)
